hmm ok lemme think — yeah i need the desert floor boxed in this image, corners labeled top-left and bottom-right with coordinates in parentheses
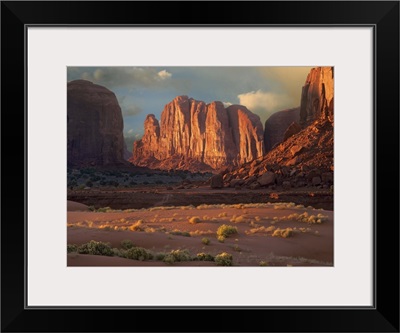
top-left (67, 199), bottom-right (333, 267)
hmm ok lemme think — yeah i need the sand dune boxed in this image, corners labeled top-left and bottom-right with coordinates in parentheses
top-left (67, 203), bottom-right (333, 267)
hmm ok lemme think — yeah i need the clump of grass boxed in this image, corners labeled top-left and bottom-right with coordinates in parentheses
top-left (180, 205), bottom-right (195, 210)
top-left (196, 253), bottom-right (215, 261)
top-left (77, 240), bottom-right (113, 256)
top-left (201, 237), bottom-right (210, 245)
top-left (189, 229), bottom-right (214, 237)
top-left (129, 220), bottom-right (144, 231)
top-left (230, 215), bottom-right (247, 223)
top-left (218, 212), bottom-right (228, 218)
top-left (217, 235), bottom-right (225, 243)
top-left (76, 220), bottom-right (95, 228)
top-left (144, 227), bottom-right (157, 233)
top-left (254, 216), bottom-right (261, 222)
top-left (169, 229), bottom-right (191, 237)
top-left (188, 216), bottom-right (201, 224)
top-left (217, 224), bottom-right (238, 238)
top-left (67, 244), bottom-right (78, 253)
top-left (259, 261), bottom-right (268, 266)
top-left (124, 247), bottom-right (153, 261)
top-left (249, 221), bottom-right (261, 228)
top-left (96, 206), bottom-right (114, 213)
top-left (232, 204), bottom-right (245, 209)
top-left (120, 239), bottom-right (135, 250)
top-left (245, 225), bottom-right (276, 235)
top-left (272, 228), bottom-right (294, 238)
top-left (98, 224), bottom-right (113, 231)
top-left (215, 252), bottom-right (233, 266)
top-left (273, 202), bottom-right (296, 210)
top-left (163, 249), bottom-right (192, 264)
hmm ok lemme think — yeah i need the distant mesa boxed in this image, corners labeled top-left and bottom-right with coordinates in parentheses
top-left (67, 80), bottom-right (126, 166)
top-left (130, 95), bottom-right (265, 172)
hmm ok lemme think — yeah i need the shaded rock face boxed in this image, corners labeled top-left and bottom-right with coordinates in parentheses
top-left (283, 121), bottom-right (302, 142)
top-left (300, 67), bottom-right (334, 126)
top-left (264, 107), bottom-right (300, 152)
top-left (131, 96), bottom-right (265, 172)
top-left (67, 80), bottom-right (125, 166)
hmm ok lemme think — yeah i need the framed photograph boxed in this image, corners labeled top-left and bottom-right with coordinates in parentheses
top-left (2, 1), bottom-right (399, 332)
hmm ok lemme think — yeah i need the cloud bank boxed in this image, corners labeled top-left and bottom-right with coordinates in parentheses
top-left (237, 90), bottom-right (293, 124)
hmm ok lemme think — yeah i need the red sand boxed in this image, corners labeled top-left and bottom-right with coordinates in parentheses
top-left (67, 202), bottom-right (333, 266)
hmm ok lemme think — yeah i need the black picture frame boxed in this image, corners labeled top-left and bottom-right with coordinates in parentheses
top-left (1, 1), bottom-right (399, 332)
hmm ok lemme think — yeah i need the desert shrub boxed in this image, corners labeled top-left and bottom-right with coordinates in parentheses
top-left (112, 248), bottom-right (127, 257)
top-left (196, 253), bottom-right (215, 261)
top-left (245, 225), bottom-right (276, 235)
top-left (124, 247), bottom-right (153, 261)
top-left (201, 237), bottom-right (210, 245)
top-left (259, 261), bottom-right (268, 266)
top-left (217, 224), bottom-right (238, 238)
top-left (188, 216), bottom-right (201, 224)
top-left (120, 239), bottom-right (135, 250)
top-left (77, 240), bottom-right (113, 256)
top-left (217, 235), bottom-right (225, 243)
top-left (215, 252), bottom-right (233, 266)
top-left (272, 228), bottom-right (293, 238)
top-left (96, 206), bottom-right (113, 213)
top-left (163, 249), bottom-right (192, 264)
top-left (170, 230), bottom-right (191, 237)
top-left (274, 202), bottom-right (296, 210)
top-left (230, 215), bottom-right (246, 223)
top-left (129, 220), bottom-right (144, 231)
top-left (155, 252), bottom-right (167, 261)
top-left (67, 244), bottom-right (78, 253)
top-left (218, 212), bottom-right (228, 218)
top-left (189, 229), bottom-right (214, 237)
top-left (98, 225), bottom-right (113, 231)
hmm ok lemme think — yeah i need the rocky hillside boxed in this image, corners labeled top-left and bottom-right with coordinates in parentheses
top-left (264, 107), bottom-right (300, 152)
top-left (220, 66), bottom-right (334, 190)
top-left (222, 118), bottom-right (333, 190)
top-left (130, 96), bottom-right (265, 172)
top-left (67, 80), bottom-right (126, 166)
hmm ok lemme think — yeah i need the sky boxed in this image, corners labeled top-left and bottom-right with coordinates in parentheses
top-left (67, 66), bottom-right (313, 150)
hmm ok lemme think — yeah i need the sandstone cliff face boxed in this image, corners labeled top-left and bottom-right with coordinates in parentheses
top-left (300, 67), bottom-right (334, 126)
top-left (67, 80), bottom-right (125, 166)
top-left (221, 66), bottom-right (334, 191)
top-left (131, 96), bottom-right (265, 172)
top-left (264, 107), bottom-right (300, 152)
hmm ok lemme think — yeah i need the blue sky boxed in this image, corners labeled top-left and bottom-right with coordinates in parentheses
top-left (67, 66), bottom-right (312, 145)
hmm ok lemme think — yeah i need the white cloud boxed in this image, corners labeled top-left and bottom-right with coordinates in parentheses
top-left (222, 102), bottom-right (232, 108)
top-left (127, 129), bottom-right (134, 134)
top-left (157, 70), bottom-right (172, 80)
top-left (71, 67), bottom-right (173, 89)
top-left (237, 90), bottom-right (292, 124)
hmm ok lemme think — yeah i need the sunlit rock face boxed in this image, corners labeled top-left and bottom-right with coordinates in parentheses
top-left (300, 67), bottom-right (334, 125)
top-left (67, 80), bottom-right (125, 166)
top-left (131, 96), bottom-right (265, 172)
